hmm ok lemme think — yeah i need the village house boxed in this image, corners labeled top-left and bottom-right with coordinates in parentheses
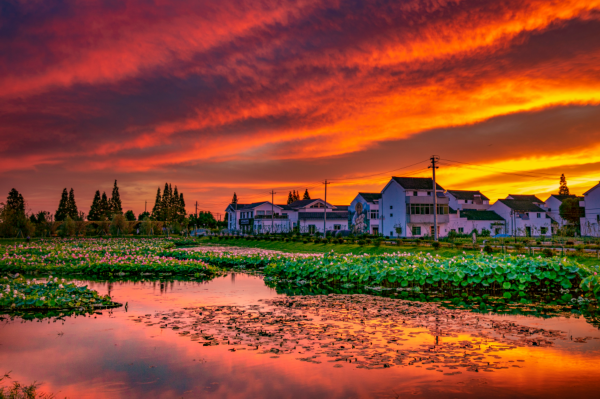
top-left (445, 190), bottom-right (490, 210)
top-left (446, 209), bottom-right (506, 236)
top-left (348, 193), bottom-right (381, 235)
top-left (543, 194), bottom-right (583, 228)
top-left (580, 182), bottom-right (600, 237)
top-left (488, 198), bottom-right (552, 236)
top-left (225, 202), bottom-right (291, 233)
top-left (381, 177), bottom-right (449, 238)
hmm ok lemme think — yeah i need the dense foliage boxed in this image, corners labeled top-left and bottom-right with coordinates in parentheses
top-left (0, 275), bottom-right (117, 311)
top-left (0, 239), bottom-right (219, 277)
top-left (166, 247), bottom-right (600, 299)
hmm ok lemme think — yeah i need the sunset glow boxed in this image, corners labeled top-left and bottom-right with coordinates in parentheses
top-left (3, 0), bottom-right (600, 214)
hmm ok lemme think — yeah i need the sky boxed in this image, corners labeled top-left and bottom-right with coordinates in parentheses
top-left (2, 0), bottom-right (600, 217)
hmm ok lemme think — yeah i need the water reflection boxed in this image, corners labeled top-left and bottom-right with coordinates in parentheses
top-left (1, 274), bottom-right (600, 398)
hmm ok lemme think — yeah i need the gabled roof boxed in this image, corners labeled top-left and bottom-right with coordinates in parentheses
top-left (583, 182), bottom-right (600, 195)
top-left (358, 193), bottom-right (382, 202)
top-left (225, 202), bottom-right (280, 211)
top-left (498, 199), bottom-right (545, 212)
top-left (334, 205), bottom-right (349, 211)
top-left (391, 177), bottom-right (444, 191)
top-left (507, 194), bottom-right (542, 203)
top-left (548, 194), bottom-right (582, 202)
top-left (459, 210), bottom-right (505, 221)
top-left (298, 212), bottom-right (348, 220)
top-left (277, 204), bottom-right (294, 211)
top-left (447, 190), bottom-right (489, 201)
top-left (288, 199), bottom-right (335, 209)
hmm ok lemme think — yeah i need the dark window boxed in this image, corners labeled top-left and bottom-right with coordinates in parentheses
top-left (412, 226), bottom-right (421, 235)
top-left (390, 205), bottom-right (393, 209)
top-left (413, 191), bottom-right (418, 196)
top-left (390, 213), bottom-right (393, 217)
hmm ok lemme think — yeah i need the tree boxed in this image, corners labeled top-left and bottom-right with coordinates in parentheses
top-left (287, 192), bottom-right (294, 204)
top-left (138, 211), bottom-right (150, 221)
top-left (88, 191), bottom-right (102, 221)
top-left (161, 183), bottom-right (172, 222)
top-left (68, 188), bottom-right (79, 220)
top-left (232, 192), bottom-right (238, 204)
top-left (6, 189), bottom-right (25, 215)
top-left (559, 174), bottom-right (570, 195)
top-left (55, 188), bottom-right (70, 221)
top-left (178, 192), bottom-right (186, 221)
top-left (109, 180), bottom-right (123, 214)
top-left (100, 192), bottom-right (110, 220)
top-left (560, 198), bottom-right (583, 228)
top-left (151, 188), bottom-right (162, 220)
top-left (302, 189), bottom-right (311, 200)
top-left (125, 210), bottom-right (136, 221)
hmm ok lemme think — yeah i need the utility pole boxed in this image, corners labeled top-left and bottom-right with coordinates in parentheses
top-left (270, 190), bottom-right (276, 234)
top-left (429, 155), bottom-right (440, 241)
top-left (145, 200), bottom-right (147, 213)
top-left (323, 180), bottom-right (330, 236)
top-left (195, 201), bottom-right (198, 218)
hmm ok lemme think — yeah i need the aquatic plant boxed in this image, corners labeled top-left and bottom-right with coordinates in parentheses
top-left (0, 275), bottom-right (118, 313)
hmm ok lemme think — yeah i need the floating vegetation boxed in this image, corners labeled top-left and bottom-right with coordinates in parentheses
top-left (167, 247), bottom-right (600, 299)
top-left (129, 294), bottom-right (589, 373)
top-left (0, 275), bottom-right (120, 317)
top-left (0, 371), bottom-right (55, 399)
top-left (0, 239), bottom-right (220, 277)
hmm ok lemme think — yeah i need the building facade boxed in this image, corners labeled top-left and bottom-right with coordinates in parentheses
top-left (348, 193), bottom-right (381, 235)
top-left (580, 182), bottom-right (600, 237)
top-left (445, 190), bottom-right (490, 210)
top-left (488, 199), bottom-right (552, 236)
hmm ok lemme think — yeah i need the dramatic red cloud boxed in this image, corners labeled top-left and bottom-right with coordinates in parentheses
top-left (2, 0), bottom-right (600, 215)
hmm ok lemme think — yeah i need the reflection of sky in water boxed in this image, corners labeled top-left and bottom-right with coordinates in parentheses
top-left (1, 274), bottom-right (600, 398)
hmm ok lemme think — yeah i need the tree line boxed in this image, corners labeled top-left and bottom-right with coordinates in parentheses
top-left (0, 181), bottom-right (223, 238)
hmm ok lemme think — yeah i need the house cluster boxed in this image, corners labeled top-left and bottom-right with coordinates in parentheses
top-left (225, 177), bottom-right (600, 237)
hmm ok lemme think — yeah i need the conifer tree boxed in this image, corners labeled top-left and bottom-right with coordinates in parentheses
top-left (302, 189), bottom-right (311, 200)
top-left (179, 192), bottom-right (186, 221)
top-left (173, 186), bottom-right (180, 221)
top-left (559, 174), bottom-right (570, 195)
top-left (151, 188), bottom-right (162, 220)
top-left (287, 191), bottom-right (294, 204)
top-left (6, 188), bottom-right (25, 215)
top-left (55, 188), bottom-right (69, 221)
top-left (293, 190), bottom-right (300, 201)
top-left (110, 180), bottom-right (123, 214)
top-left (88, 191), bottom-right (102, 221)
top-left (100, 192), bottom-right (110, 220)
top-left (161, 183), bottom-right (172, 221)
top-left (68, 188), bottom-right (79, 220)
top-left (232, 192), bottom-right (238, 204)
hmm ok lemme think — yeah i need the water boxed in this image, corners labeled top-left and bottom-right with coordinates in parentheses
top-left (2, 273), bottom-right (600, 398)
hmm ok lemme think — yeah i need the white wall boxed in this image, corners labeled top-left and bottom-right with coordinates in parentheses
top-left (381, 180), bottom-right (407, 237)
top-left (581, 184), bottom-right (600, 237)
top-left (488, 202), bottom-right (552, 236)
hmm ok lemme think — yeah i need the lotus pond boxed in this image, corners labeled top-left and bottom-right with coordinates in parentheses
top-left (2, 240), bottom-right (600, 398)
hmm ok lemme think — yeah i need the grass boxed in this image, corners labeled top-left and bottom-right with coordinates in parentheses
top-left (201, 237), bottom-right (600, 268)
top-left (0, 372), bottom-right (53, 399)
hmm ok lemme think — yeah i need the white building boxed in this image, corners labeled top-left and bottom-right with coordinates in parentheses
top-left (381, 177), bottom-right (449, 238)
top-left (447, 209), bottom-right (506, 236)
top-left (488, 199), bottom-right (552, 236)
top-left (543, 194), bottom-right (582, 228)
top-left (445, 190), bottom-right (490, 210)
top-left (348, 193), bottom-right (381, 235)
top-left (224, 199), bottom-right (348, 234)
top-left (225, 202), bottom-right (291, 233)
top-left (580, 182), bottom-right (600, 237)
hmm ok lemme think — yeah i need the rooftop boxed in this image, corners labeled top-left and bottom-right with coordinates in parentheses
top-left (298, 211), bottom-right (348, 220)
top-left (498, 199), bottom-right (546, 212)
top-left (447, 190), bottom-right (489, 201)
top-left (459, 209), bottom-right (505, 221)
top-left (358, 192), bottom-right (382, 202)
top-left (391, 176), bottom-right (444, 191)
top-left (507, 194), bottom-right (543, 203)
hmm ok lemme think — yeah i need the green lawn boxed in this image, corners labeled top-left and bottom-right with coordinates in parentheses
top-left (201, 237), bottom-right (600, 267)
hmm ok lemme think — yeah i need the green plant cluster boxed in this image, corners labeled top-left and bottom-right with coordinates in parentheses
top-left (0, 238), bottom-right (219, 277)
top-left (170, 247), bottom-right (600, 298)
top-left (0, 275), bottom-right (118, 312)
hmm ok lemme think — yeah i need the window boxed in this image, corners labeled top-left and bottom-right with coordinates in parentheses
top-left (541, 227), bottom-right (548, 234)
top-left (390, 205), bottom-right (393, 209)
top-left (548, 208), bottom-right (551, 212)
top-left (597, 215), bottom-right (600, 223)
top-left (412, 226), bottom-right (421, 236)
top-left (427, 191), bottom-right (431, 196)
top-left (372, 227), bottom-right (379, 235)
top-left (408, 204), bottom-right (448, 215)
top-left (370, 210), bottom-right (379, 219)
top-left (413, 191), bottom-right (418, 196)
top-left (390, 213), bottom-right (393, 217)
top-left (458, 227), bottom-right (464, 233)
top-left (308, 225), bottom-right (316, 234)
top-left (334, 224), bottom-right (341, 230)
top-left (537, 213), bottom-right (541, 218)
top-left (257, 211), bottom-right (265, 216)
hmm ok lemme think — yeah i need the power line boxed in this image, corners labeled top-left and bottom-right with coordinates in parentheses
top-left (328, 159), bottom-right (430, 181)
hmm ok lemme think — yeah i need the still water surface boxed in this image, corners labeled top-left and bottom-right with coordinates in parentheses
top-left (2, 273), bottom-right (600, 398)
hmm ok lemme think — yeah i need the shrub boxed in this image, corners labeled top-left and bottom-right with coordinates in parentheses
top-left (365, 239), bottom-right (372, 244)
top-left (483, 244), bottom-right (493, 254)
top-left (431, 241), bottom-right (441, 250)
top-left (566, 241), bottom-right (574, 246)
top-left (357, 239), bottom-right (366, 246)
top-left (543, 248), bottom-right (553, 258)
top-left (303, 240), bottom-right (308, 244)
top-left (374, 239), bottom-right (382, 247)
